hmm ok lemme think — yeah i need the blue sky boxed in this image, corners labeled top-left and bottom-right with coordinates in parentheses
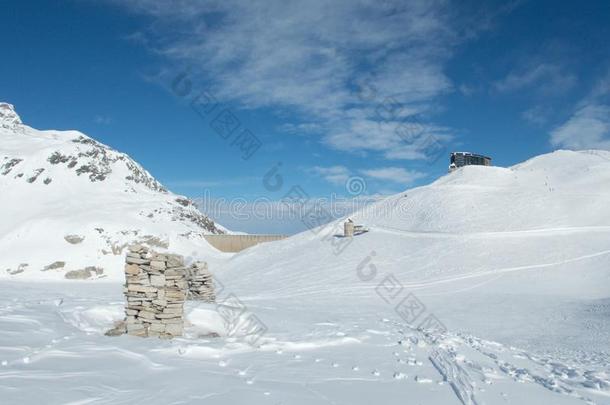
top-left (2, 0), bottom-right (610, 232)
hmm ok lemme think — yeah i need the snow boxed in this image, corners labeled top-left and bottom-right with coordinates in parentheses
top-left (0, 104), bottom-right (229, 280)
top-left (0, 102), bottom-right (22, 129)
top-left (206, 148), bottom-right (610, 403)
top-left (1, 282), bottom-right (608, 404)
top-left (1, 105), bottom-right (609, 403)
top-left (184, 303), bottom-right (228, 338)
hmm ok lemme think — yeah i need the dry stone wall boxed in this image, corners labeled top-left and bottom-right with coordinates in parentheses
top-left (185, 261), bottom-right (216, 302)
top-left (124, 245), bottom-right (188, 338)
top-left (107, 245), bottom-right (216, 339)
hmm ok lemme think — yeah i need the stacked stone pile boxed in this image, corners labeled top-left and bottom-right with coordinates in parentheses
top-left (185, 261), bottom-right (216, 302)
top-left (105, 245), bottom-right (218, 338)
top-left (123, 245), bottom-right (187, 338)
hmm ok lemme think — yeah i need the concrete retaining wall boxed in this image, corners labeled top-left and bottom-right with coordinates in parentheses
top-left (204, 234), bottom-right (287, 252)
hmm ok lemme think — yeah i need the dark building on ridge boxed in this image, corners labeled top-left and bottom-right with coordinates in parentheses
top-left (449, 152), bottom-right (492, 172)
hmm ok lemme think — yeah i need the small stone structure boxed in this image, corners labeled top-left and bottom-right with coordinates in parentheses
top-left (123, 245), bottom-right (188, 338)
top-left (343, 219), bottom-right (369, 237)
top-left (185, 261), bottom-right (216, 302)
top-left (344, 220), bottom-right (354, 237)
top-left (107, 244), bottom-right (215, 338)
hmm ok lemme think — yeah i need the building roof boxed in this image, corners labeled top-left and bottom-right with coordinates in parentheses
top-left (450, 151), bottom-right (492, 160)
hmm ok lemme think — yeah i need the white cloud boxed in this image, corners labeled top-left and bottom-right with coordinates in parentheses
top-left (309, 164), bottom-right (427, 189)
top-left (458, 84), bottom-right (476, 96)
top-left (550, 104), bottom-right (610, 150)
top-left (521, 105), bottom-right (551, 126)
top-left (111, 0), bottom-right (465, 160)
top-left (324, 117), bottom-right (452, 161)
top-left (309, 165), bottom-right (351, 185)
top-left (549, 69), bottom-right (610, 150)
top-left (277, 122), bottom-right (323, 135)
top-left (360, 167), bottom-right (426, 185)
top-left (589, 71), bottom-right (610, 101)
top-left (494, 63), bottom-right (577, 95)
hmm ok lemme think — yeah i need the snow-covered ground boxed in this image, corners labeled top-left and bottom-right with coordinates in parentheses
top-left (1, 281), bottom-right (608, 404)
top-left (1, 105), bottom-right (609, 404)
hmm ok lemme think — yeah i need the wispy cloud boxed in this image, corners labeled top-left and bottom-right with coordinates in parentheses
top-left (521, 105), bottom-right (552, 126)
top-left (110, 0), bottom-right (476, 161)
top-left (361, 167), bottom-right (426, 185)
top-left (494, 63), bottom-right (577, 95)
top-left (550, 70), bottom-right (610, 150)
top-left (310, 164), bottom-right (426, 189)
top-left (324, 118), bottom-right (453, 160)
top-left (550, 104), bottom-right (610, 150)
top-left (309, 165), bottom-right (351, 186)
top-left (277, 122), bottom-right (323, 135)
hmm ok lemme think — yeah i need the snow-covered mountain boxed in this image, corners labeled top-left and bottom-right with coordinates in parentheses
top-left (205, 149), bottom-right (610, 403)
top-left (0, 102), bottom-right (227, 280)
top-left (221, 149), bottom-right (610, 304)
top-left (1, 147), bottom-right (609, 404)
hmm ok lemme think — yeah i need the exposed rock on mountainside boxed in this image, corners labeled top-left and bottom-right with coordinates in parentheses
top-left (0, 102), bottom-right (227, 280)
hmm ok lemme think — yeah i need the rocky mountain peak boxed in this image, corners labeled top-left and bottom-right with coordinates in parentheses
top-left (0, 102), bottom-right (23, 129)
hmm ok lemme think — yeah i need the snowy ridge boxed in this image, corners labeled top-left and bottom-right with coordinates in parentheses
top-left (204, 149), bottom-right (610, 404)
top-left (0, 102), bottom-right (22, 129)
top-left (0, 102), bottom-right (227, 280)
top-left (220, 149), bottom-right (610, 301)
top-left (352, 149), bottom-right (610, 233)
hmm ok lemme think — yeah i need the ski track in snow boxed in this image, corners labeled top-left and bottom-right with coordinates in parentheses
top-left (399, 248), bottom-right (610, 289)
top-left (375, 224), bottom-right (610, 239)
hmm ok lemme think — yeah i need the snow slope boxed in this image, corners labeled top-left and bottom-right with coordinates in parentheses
top-left (220, 149), bottom-right (610, 302)
top-left (0, 102), bottom-right (227, 280)
top-left (1, 147), bottom-right (609, 404)
top-left (208, 149), bottom-right (610, 403)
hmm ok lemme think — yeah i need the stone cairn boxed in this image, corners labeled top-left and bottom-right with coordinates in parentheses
top-left (185, 261), bottom-right (216, 302)
top-left (123, 245), bottom-right (187, 338)
top-left (107, 244), bottom-right (216, 338)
